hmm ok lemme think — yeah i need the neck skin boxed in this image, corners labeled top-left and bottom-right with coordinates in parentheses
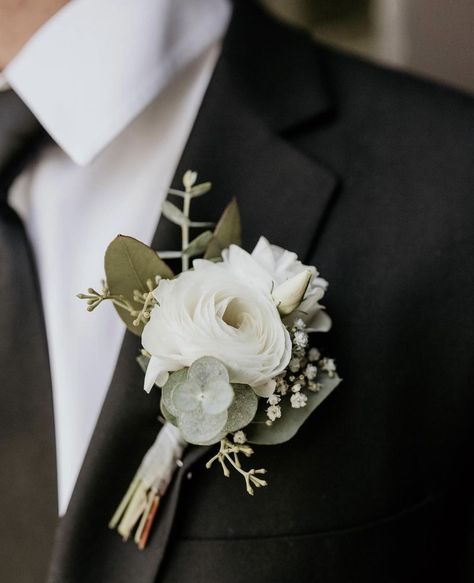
top-left (0, 0), bottom-right (68, 69)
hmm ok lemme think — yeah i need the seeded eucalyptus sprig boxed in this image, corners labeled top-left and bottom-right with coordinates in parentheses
top-left (77, 171), bottom-right (242, 335)
top-left (160, 170), bottom-right (242, 269)
top-left (77, 280), bottom-right (158, 328)
top-left (161, 170), bottom-right (215, 271)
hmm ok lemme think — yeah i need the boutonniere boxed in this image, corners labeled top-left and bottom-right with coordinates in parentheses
top-left (79, 171), bottom-right (341, 549)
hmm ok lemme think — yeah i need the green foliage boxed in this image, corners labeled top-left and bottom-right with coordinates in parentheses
top-left (224, 384), bottom-right (258, 433)
top-left (204, 198), bottom-right (241, 259)
top-left (161, 200), bottom-right (189, 227)
top-left (162, 359), bottom-right (232, 445)
top-left (246, 373), bottom-right (341, 445)
top-left (183, 230), bottom-right (213, 258)
top-left (187, 182), bottom-right (212, 197)
top-left (104, 235), bottom-right (173, 335)
top-left (161, 368), bottom-right (188, 418)
top-left (160, 357), bottom-right (259, 446)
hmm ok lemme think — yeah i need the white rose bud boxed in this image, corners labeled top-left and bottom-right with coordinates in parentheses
top-left (272, 269), bottom-right (312, 316)
top-left (251, 237), bottom-right (331, 332)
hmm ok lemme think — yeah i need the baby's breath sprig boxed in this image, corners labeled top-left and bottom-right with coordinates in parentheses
top-left (263, 319), bottom-right (338, 426)
top-left (206, 438), bottom-right (267, 495)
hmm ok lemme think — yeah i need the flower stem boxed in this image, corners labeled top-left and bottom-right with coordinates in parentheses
top-left (181, 192), bottom-right (191, 272)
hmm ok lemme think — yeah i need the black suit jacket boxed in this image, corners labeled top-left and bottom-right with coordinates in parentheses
top-left (2, 2), bottom-right (474, 582)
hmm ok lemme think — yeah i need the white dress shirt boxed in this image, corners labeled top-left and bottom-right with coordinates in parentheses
top-left (3, 0), bottom-right (231, 516)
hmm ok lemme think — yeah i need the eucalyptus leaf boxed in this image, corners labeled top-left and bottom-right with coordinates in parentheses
top-left (161, 358), bottom-right (236, 446)
top-left (190, 182), bottom-right (212, 197)
top-left (201, 380), bottom-right (234, 415)
top-left (204, 198), bottom-right (241, 259)
top-left (172, 381), bottom-right (202, 413)
top-left (188, 356), bottom-right (229, 385)
top-left (161, 369), bottom-right (188, 418)
top-left (204, 237), bottom-right (223, 261)
top-left (162, 200), bottom-right (189, 227)
top-left (183, 230), bottom-right (213, 258)
top-left (246, 373), bottom-right (341, 445)
top-left (160, 401), bottom-right (177, 425)
top-left (224, 384), bottom-right (259, 433)
top-left (172, 357), bottom-right (234, 415)
top-left (104, 235), bottom-right (173, 335)
top-left (167, 183), bottom-right (211, 199)
top-left (178, 409), bottom-right (228, 445)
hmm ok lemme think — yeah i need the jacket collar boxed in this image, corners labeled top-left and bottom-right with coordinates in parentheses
top-left (47, 3), bottom-right (338, 581)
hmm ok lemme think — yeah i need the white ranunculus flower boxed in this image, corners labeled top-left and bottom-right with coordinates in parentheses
top-left (142, 245), bottom-right (291, 397)
top-left (250, 236), bottom-right (331, 332)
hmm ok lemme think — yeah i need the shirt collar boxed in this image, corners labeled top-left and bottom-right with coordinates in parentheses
top-left (3, 0), bottom-right (231, 166)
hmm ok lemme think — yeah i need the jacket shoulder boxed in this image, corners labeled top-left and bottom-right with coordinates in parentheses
top-left (315, 41), bottom-right (474, 143)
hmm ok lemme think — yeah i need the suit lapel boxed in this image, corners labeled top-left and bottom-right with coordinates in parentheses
top-left (47, 3), bottom-right (338, 582)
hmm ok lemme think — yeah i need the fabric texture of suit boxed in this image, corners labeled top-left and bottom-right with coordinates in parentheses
top-left (1, 2), bottom-right (473, 581)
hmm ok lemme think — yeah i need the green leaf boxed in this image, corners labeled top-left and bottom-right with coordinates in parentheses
top-left (204, 198), bottom-right (241, 259)
top-left (167, 183), bottom-right (211, 199)
top-left (162, 200), bottom-right (189, 226)
top-left (224, 384), bottom-right (259, 433)
top-left (161, 369), bottom-right (188, 417)
top-left (105, 235), bottom-right (173, 335)
top-left (160, 401), bottom-right (177, 425)
top-left (190, 182), bottom-right (212, 197)
top-left (246, 373), bottom-right (341, 445)
top-left (187, 356), bottom-right (229, 384)
top-left (178, 409), bottom-right (228, 445)
top-left (172, 381), bottom-right (202, 412)
top-left (161, 359), bottom-right (237, 445)
top-left (183, 230), bottom-right (213, 258)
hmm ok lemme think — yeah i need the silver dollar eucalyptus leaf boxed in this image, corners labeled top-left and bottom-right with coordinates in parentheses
top-left (178, 409), bottom-right (228, 445)
top-left (172, 382), bottom-right (203, 412)
top-left (160, 401), bottom-right (177, 425)
top-left (161, 369), bottom-right (188, 418)
top-left (201, 379), bottom-right (234, 415)
top-left (188, 356), bottom-right (230, 385)
top-left (224, 384), bottom-right (259, 433)
top-left (171, 358), bottom-right (233, 415)
top-left (161, 357), bottom-right (236, 445)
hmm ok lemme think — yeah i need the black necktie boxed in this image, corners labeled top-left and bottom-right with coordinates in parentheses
top-left (0, 89), bottom-right (57, 583)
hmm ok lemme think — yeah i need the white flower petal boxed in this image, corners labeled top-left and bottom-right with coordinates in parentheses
top-left (272, 269), bottom-right (312, 316)
top-left (141, 258), bottom-right (290, 391)
top-left (144, 356), bottom-right (167, 393)
top-left (250, 238), bottom-right (330, 329)
top-left (253, 379), bottom-right (276, 398)
top-left (306, 310), bottom-right (332, 333)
